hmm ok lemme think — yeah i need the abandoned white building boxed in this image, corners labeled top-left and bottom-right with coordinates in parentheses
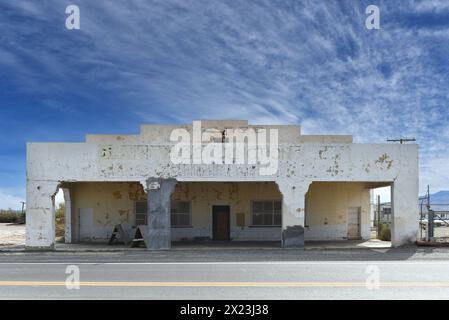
top-left (26, 120), bottom-right (419, 250)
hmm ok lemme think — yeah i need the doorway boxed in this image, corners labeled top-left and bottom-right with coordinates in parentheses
top-left (347, 207), bottom-right (361, 239)
top-left (212, 205), bottom-right (230, 240)
top-left (78, 208), bottom-right (93, 241)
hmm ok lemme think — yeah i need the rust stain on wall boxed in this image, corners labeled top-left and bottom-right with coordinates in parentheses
top-left (375, 153), bottom-right (394, 170)
top-left (127, 183), bottom-right (146, 201)
top-left (118, 209), bottom-right (129, 223)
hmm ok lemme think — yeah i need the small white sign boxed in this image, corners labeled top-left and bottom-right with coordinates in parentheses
top-left (148, 181), bottom-right (161, 190)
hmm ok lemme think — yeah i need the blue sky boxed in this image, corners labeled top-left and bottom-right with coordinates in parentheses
top-left (1, 0), bottom-right (449, 209)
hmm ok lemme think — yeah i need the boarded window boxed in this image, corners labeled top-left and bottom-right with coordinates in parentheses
top-left (171, 201), bottom-right (191, 227)
top-left (135, 201), bottom-right (147, 226)
top-left (252, 200), bottom-right (282, 226)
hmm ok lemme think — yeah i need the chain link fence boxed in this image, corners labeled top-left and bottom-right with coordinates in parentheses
top-left (419, 201), bottom-right (449, 242)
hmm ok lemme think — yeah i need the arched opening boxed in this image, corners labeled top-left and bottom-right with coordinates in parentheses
top-left (304, 181), bottom-right (392, 248)
top-left (54, 188), bottom-right (66, 243)
top-left (52, 181), bottom-right (146, 247)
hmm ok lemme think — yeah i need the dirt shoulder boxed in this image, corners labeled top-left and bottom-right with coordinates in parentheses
top-left (0, 223), bottom-right (25, 247)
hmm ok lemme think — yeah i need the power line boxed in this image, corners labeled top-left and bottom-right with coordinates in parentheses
top-left (386, 138), bottom-right (416, 144)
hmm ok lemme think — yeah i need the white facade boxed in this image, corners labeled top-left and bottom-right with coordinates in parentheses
top-left (26, 120), bottom-right (419, 249)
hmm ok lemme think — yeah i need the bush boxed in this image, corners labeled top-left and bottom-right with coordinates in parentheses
top-left (379, 223), bottom-right (391, 241)
top-left (0, 211), bottom-right (16, 223)
top-left (0, 210), bottom-right (25, 224)
top-left (16, 212), bottom-right (25, 224)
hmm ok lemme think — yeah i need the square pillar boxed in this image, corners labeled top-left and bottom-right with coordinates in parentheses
top-left (26, 181), bottom-right (59, 250)
top-left (146, 178), bottom-right (177, 250)
top-left (391, 178), bottom-right (419, 246)
top-left (277, 180), bottom-right (310, 248)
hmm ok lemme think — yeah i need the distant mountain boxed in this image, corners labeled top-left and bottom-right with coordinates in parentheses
top-left (420, 191), bottom-right (449, 212)
top-left (429, 191), bottom-right (449, 204)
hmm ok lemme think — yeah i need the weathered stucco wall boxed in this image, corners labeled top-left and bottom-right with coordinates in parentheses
top-left (171, 182), bottom-right (282, 241)
top-left (67, 182), bottom-right (283, 242)
top-left (26, 121), bottom-right (419, 249)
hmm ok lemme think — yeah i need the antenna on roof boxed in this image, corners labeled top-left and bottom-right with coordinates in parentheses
top-left (386, 138), bottom-right (416, 144)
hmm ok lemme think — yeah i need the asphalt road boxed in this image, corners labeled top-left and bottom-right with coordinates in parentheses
top-left (1, 248), bottom-right (449, 299)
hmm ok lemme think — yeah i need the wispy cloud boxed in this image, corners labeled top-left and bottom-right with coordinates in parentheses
top-left (0, 189), bottom-right (24, 210)
top-left (0, 0), bottom-right (448, 199)
top-left (413, 0), bottom-right (449, 13)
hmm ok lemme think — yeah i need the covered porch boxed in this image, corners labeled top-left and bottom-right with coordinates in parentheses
top-left (59, 181), bottom-right (284, 247)
top-left (51, 180), bottom-right (392, 249)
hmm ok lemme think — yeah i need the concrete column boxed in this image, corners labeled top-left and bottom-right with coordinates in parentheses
top-left (391, 178), bottom-right (419, 246)
top-left (26, 180), bottom-right (59, 250)
top-left (146, 178), bottom-right (177, 250)
top-left (62, 188), bottom-right (72, 244)
top-left (277, 180), bottom-right (310, 248)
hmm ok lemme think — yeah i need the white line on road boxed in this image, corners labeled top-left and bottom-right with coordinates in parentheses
top-left (0, 261), bottom-right (448, 265)
top-left (2, 280), bottom-right (449, 287)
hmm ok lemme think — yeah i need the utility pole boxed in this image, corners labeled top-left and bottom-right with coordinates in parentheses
top-left (426, 185), bottom-right (434, 241)
top-left (377, 195), bottom-right (381, 238)
top-left (20, 201), bottom-right (26, 224)
top-left (387, 138), bottom-right (416, 144)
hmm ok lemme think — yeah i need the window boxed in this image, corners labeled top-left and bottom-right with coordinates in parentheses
top-left (171, 201), bottom-right (191, 227)
top-left (135, 201), bottom-right (147, 225)
top-left (251, 200), bottom-right (282, 226)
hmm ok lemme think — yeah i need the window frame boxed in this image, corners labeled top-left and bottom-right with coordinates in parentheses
top-left (171, 200), bottom-right (192, 228)
top-left (250, 200), bottom-right (282, 227)
top-left (134, 200), bottom-right (147, 226)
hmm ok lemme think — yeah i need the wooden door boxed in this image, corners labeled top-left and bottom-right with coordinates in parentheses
top-left (212, 205), bottom-right (230, 240)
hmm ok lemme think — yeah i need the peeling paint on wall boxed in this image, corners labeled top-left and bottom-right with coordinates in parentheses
top-left (375, 153), bottom-right (394, 170)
